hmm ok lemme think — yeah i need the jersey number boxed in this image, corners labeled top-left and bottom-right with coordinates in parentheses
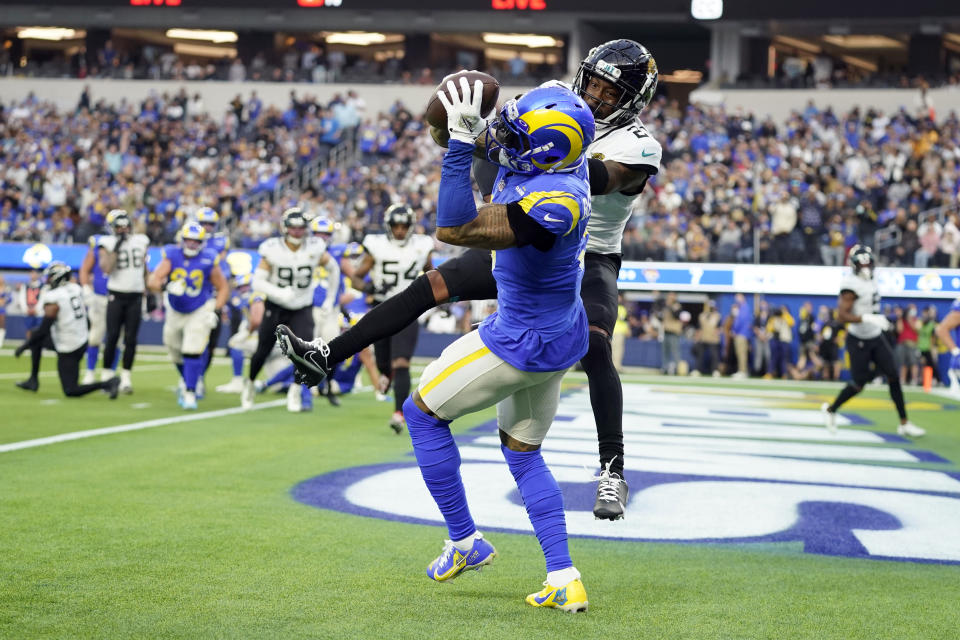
top-left (380, 261), bottom-right (420, 288)
top-left (277, 266), bottom-right (313, 289)
top-left (116, 248), bottom-right (145, 270)
top-left (170, 268), bottom-right (205, 297)
top-left (69, 295), bottom-right (84, 320)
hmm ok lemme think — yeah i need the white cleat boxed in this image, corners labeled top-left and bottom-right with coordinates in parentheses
top-left (241, 379), bottom-right (255, 410)
top-left (119, 369), bottom-right (133, 394)
top-left (897, 421), bottom-right (926, 438)
top-left (101, 369), bottom-right (116, 383)
top-left (181, 390), bottom-right (198, 411)
top-left (286, 384), bottom-right (302, 413)
top-left (81, 369), bottom-right (95, 385)
top-left (196, 379), bottom-right (206, 400)
top-left (821, 402), bottom-right (837, 435)
top-left (216, 376), bottom-right (246, 393)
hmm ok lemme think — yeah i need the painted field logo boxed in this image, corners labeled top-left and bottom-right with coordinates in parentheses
top-left (293, 384), bottom-right (960, 564)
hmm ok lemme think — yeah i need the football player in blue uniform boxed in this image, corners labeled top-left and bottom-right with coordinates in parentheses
top-left (79, 233), bottom-right (119, 385)
top-left (936, 297), bottom-right (960, 397)
top-left (196, 207), bottom-right (231, 394)
top-left (280, 81), bottom-right (595, 611)
top-left (147, 222), bottom-right (230, 409)
top-left (217, 273), bottom-right (256, 393)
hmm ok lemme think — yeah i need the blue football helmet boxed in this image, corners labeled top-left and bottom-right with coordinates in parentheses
top-left (180, 221), bottom-right (207, 257)
top-left (484, 85), bottom-right (595, 175)
top-left (310, 217), bottom-right (337, 235)
top-left (195, 207), bottom-right (220, 230)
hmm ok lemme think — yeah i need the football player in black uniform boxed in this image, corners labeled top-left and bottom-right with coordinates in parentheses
top-left (279, 40), bottom-right (659, 520)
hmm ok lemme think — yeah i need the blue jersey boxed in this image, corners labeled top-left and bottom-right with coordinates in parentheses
top-left (0, 287), bottom-right (10, 315)
top-left (89, 235), bottom-right (109, 296)
top-left (163, 245), bottom-right (219, 313)
top-left (478, 164), bottom-right (591, 372)
top-left (952, 298), bottom-right (960, 345)
top-left (206, 233), bottom-right (231, 276)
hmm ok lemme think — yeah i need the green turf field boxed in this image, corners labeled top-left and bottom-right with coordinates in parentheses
top-left (2, 348), bottom-right (959, 639)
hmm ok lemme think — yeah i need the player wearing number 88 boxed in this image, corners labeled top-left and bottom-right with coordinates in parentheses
top-left (148, 222), bottom-right (230, 410)
top-left (241, 207), bottom-right (341, 410)
top-left (97, 209), bottom-right (151, 393)
top-left (343, 203), bottom-right (434, 433)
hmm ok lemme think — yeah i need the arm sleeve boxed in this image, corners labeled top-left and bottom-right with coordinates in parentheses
top-left (505, 202), bottom-right (556, 252)
top-left (472, 156), bottom-right (499, 198)
top-left (587, 158), bottom-right (610, 196)
top-left (437, 140), bottom-right (479, 228)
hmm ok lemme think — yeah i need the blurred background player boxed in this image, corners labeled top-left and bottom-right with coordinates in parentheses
top-left (98, 209), bottom-right (150, 394)
top-left (822, 245), bottom-right (925, 438)
top-left (147, 222), bottom-right (229, 410)
top-left (342, 203), bottom-right (434, 433)
top-left (0, 274), bottom-right (9, 348)
top-left (79, 230), bottom-right (118, 384)
top-left (309, 217), bottom-right (346, 406)
top-left (242, 207), bottom-right (340, 411)
top-left (217, 273), bottom-right (256, 393)
top-left (935, 298), bottom-right (960, 397)
top-left (196, 206), bottom-right (231, 395)
top-left (14, 270), bottom-right (46, 389)
top-left (14, 262), bottom-right (120, 399)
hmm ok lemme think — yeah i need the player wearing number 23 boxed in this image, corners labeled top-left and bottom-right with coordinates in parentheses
top-left (148, 222), bottom-right (230, 410)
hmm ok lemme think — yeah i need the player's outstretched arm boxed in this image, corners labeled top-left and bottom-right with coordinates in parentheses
top-left (936, 309), bottom-right (960, 353)
top-left (436, 203), bottom-right (516, 250)
top-left (147, 257), bottom-right (172, 293)
top-left (835, 291), bottom-right (861, 324)
top-left (588, 158), bottom-right (653, 196)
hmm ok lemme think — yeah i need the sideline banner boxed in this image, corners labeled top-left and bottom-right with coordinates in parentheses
top-left (618, 262), bottom-right (960, 299)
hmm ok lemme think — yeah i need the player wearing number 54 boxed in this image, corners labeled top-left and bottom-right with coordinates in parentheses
top-left (147, 222), bottom-right (230, 410)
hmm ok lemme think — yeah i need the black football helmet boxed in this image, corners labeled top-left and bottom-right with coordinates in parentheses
top-left (384, 203), bottom-right (415, 245)
top-left (282, 207), bottom-right (309, 246)
top-left (43, 261), bottom-right (72, 289)
top-left (574, 39), bottom-right (658, 128)
top-left (848, 244), bottom-right (875, 280)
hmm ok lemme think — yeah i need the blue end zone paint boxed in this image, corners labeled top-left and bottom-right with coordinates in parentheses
top-left (709, 409), bottom-right (768, 417)
top-left (552, 415), bottom-right (575, 422)
top-left (909, 450), bottom-right (953, 464)
top-left (873, 432), bottom-right (910, 443)
top-left (840, 412), bottom-right (873, 425)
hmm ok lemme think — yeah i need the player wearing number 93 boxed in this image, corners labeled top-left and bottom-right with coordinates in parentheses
top-left (98, 209), bottom-right (150, 394)
top-left (14, 262), bottom-right (121, 399)
top-left (148, 222), bottom-right (229, 410)
top-left (241, 207), bottom-right (340, 410)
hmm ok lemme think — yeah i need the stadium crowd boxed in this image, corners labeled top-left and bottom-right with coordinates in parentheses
top-left (4, 86), bottom-right (960, 268)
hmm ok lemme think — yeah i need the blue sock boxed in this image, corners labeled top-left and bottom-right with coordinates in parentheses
top-left (403, 396), bottom-right (475, 541)
top-left (86, 345), bottom-right (99, 371)
top-left (176, 362), bottom-right (184, 377)
top-left (112, 349), bottom-right (121, 370)
top-left (230, 348), bottom-right (244, 377)
top-left (301, 384), bottom-right (313, 409)
top-left (266, 364), bottom-right (295, 388)
top-left (182, 356), bottom-right (203, 392)
top-left (501, 444), bottom-right (571, 572)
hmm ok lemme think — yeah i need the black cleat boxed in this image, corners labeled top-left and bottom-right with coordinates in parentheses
top-left (16, 378), bottom-right (39, 392)
top-left (593, 460), bottom-right (629, 521)
top-left (276, 325), bottom-right (331, 388)
top-left (324, 384), bottom-right (341, 407)
top-left (105, 376), bottom-right (121, 400)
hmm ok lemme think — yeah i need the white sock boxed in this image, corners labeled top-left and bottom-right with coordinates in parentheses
top-left (452, 531), bottom-right (480, 552)
top-left (0, 328), bottom-right (5, 347)
top-left (547, 566), bottom-right (581, 588)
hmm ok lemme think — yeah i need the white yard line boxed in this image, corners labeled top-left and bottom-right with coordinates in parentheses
top-left (0, 364), bottom-right (172, 380)
top-left (0, 400), bottom-right (285, 453)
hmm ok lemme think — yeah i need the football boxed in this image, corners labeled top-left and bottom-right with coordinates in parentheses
top-left (424, 70), bottom-right (500, 130)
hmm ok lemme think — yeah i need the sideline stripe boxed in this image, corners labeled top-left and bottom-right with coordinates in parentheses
top-left (0, 400), bottom-right (285, 454)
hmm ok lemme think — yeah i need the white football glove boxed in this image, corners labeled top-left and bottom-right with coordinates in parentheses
top-left (166, 278), bottom-right (187, 297)
top-left (81, 284), bottom-right (95, 307)
top-left (437, 77), bottom-right (486, 145)
top-left (861, 313), bottom-right (892, 332)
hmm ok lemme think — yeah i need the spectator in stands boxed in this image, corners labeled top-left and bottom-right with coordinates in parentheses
top-left (658, 292), bottom-right (683, 376)
top-left (694, 300), bottom-right (722, 377)
top-left (768, 305), bottom-right (795, 379)
top-left (770, 191), bottom-right (798, 264)
top-left (916, 218), bottom-right (943, 267)
top-left (897, 305), bottom-right (921, 385)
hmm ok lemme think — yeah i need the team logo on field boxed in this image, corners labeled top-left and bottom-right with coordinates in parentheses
top-left (293, 384), bottom-right (960, 564)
